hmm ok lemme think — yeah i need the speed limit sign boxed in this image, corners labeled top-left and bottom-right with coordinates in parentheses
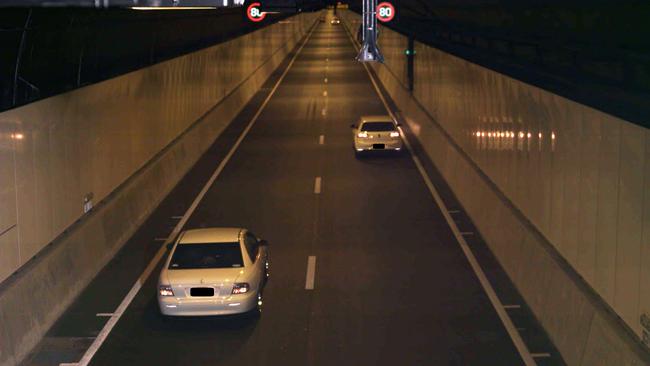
top-left (247, 2), bottom-right (266, 22)
top-left (376, 2), bottom-right (395, 22)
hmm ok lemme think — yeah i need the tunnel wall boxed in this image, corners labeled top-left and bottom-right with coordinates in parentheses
top-left (0, 12), bottom-right (319, 366)
top-left (339, 11), bottom-right (650, 365)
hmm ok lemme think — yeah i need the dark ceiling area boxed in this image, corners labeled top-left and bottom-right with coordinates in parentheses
top-left (0, 7), bottom-right (294, 112)
top-left (346, 0), bottom-right (650, 125)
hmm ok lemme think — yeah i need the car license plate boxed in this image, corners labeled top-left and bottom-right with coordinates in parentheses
top-left (373, 144), bottom-right (385, 149)
top-left (190, 287), bottom-right (214, 297)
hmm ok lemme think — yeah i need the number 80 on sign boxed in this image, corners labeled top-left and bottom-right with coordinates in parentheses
top-left (376, 2), bottom-right (395, 22)
top-left (247, 2), bottom-right (266, 22)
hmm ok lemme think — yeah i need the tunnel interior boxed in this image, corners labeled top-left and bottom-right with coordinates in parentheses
top-left (0, 3), bottom-right (649, 366)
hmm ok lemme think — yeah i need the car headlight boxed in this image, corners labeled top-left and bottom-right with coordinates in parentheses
top-left (159, 285), bottom-right (174, 297)
top-left (357, 132), bottom-right (368, 138)
top-left (232, 283), bottom-right (250, 294)
top-left (390, 132), bottom-right (400, 137)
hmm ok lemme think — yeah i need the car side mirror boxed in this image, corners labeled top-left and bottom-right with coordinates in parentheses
top-left (259, 240), bottom-right (269, 247)
top-left (396, 123), bottom-right (402, 127)
top-left (166, 242), bottom-right (174, 250)
top-left (350, 124), bottom-right (357, 129)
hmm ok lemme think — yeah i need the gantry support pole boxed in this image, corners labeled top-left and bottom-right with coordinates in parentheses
top-left (356, 0), bottom-right (384, 62)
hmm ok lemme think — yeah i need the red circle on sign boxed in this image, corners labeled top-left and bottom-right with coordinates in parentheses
top-left (376, 2), bottom-right (395, 22)
top-left (247, 2), bottom-right (266, 22)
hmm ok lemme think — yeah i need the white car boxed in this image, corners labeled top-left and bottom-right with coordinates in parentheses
top-left (351, 115), bottom-right (403, 155)
top-left (158, 228), bottom-right (269, 317)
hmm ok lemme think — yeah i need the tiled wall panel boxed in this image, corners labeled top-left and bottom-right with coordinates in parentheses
top-left (409, 38), bottom-right (649, 341)
top-left (0, 14), bottom-right (314, 284)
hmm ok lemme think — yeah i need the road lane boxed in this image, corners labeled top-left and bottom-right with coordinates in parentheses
top-left (86, 13), bottom-right (525, 366)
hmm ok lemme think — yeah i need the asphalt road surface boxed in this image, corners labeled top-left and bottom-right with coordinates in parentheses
top-left (22, 12), bottom-right (563, 366)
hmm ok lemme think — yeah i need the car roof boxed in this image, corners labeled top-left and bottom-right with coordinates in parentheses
top-left (360, 115), bottom-right (394, 123)
top-left (178, 228), bottom-right (243, 244)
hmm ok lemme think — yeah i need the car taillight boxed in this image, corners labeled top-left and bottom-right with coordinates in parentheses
top-left (159, 285), bottom-right (174, 297)
top-left (390, 131), bottom-right (400, 137)
top-left (232, 283), bottom-right (250, 294)
top-left (357, 132), bottom-right (368, 138)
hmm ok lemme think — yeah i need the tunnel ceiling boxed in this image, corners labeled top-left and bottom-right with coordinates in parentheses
top-left (348, 0), bottom-right (650, 51)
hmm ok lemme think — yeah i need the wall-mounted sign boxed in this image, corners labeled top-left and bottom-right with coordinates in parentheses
top-left (376, 2), bottom-right (395, 22)
top-left (247, 2), bottom-right (266, 22)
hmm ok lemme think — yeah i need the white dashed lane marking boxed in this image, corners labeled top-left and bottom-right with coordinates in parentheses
top-left (314, 177), bottom-right (322, 194)
top-left (305, 256), bottom-right (317, 290)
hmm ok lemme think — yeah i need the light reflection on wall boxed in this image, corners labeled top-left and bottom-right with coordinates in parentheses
top-left (0, 126), bottom-right (24, 152)
top-left (472, 128), bottom-right (556, 152)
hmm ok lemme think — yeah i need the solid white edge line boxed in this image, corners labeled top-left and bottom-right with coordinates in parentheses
top-left (76, 23), bottom-right (318, 366)
top-left (314, 177), bottom-right (322, 194)
top-left (342, 20), bottom-right (537, 366)
top-left (305, 256), bottom-right (317, 290)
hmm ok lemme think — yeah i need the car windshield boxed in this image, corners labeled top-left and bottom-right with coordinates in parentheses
top-left (361, 121), bottom-right (395, 131)
top-left (169, 242), bottom-right (243, 269)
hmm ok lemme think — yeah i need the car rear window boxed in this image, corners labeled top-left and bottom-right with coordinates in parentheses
top-left (169, 243), bottom-right (244, 269)
top-left (361, 122), bottom-right (395, 131)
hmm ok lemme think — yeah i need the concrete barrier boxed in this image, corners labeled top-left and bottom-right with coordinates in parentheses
top-left (0, 12), bottom-right (319, 366)
top-left (339, 10), bottom-right (650, 366)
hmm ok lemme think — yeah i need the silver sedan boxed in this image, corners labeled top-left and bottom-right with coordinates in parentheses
top-left (158, 228), bottom-right (269, 317)
top-left (351, 115), bottom-right (403, 155)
